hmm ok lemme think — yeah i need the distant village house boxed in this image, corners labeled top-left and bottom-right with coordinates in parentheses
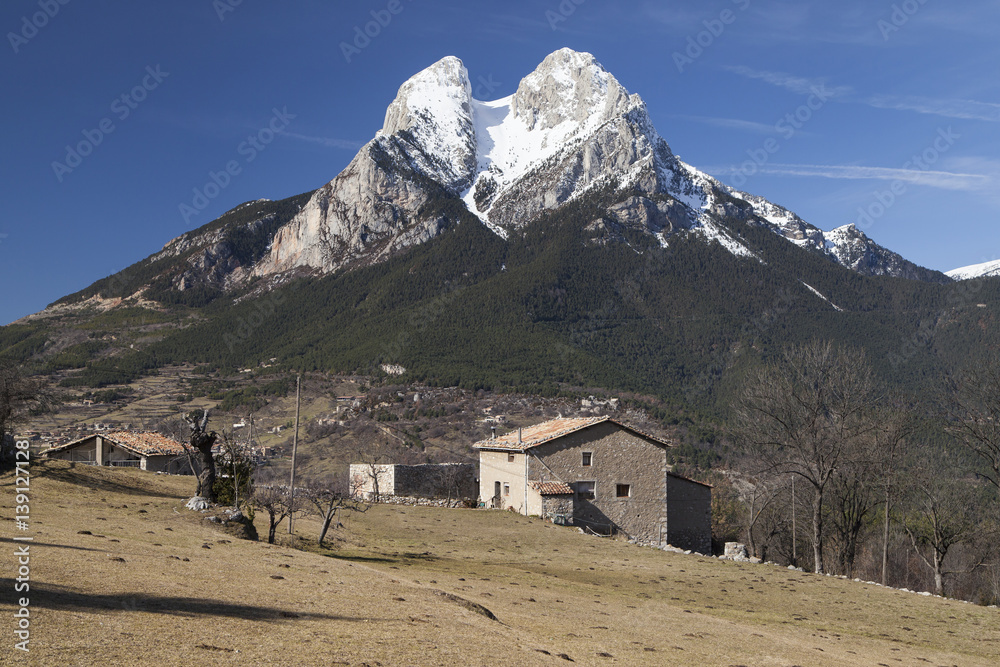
top-left (474, 417), bottom-right (712, 554)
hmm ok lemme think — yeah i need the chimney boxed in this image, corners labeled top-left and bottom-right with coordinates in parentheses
top-left (491, 426), bottom-right (496, 440)
top-left (518, 427), bottom-right (522, 444)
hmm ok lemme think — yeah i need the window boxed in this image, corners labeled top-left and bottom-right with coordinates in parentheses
top-left (616, 484), bottom-right (631, 498)
top-left (507, 453), bottom-right (515, 463)
top-left (577, 481), bottom-right (596, 500)
top-left (503, 483), bottom-right (510, 497)
top-left (582, 452), bottom-right (592, 467)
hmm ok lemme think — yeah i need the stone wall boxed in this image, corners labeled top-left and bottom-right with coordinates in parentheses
top-left (665, 473), bottom-right (712, 554)
top-left (540, 495), bottom-right (574, 523)
top-left (350, 463), bottom-right (476, 500)
top-left (392, 463), bottom-right (477, 499)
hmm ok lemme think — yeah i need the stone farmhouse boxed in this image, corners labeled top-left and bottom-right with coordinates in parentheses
top-left (43, 431), bottom-right (193, 474)
top-left (474, 417), bottom-right (711, 554)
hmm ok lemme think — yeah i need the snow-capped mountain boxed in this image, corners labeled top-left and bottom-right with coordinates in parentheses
top-left (946, 259), bottom-right (1000, 281)
top-left (251, 49), bottom-right (945, 284)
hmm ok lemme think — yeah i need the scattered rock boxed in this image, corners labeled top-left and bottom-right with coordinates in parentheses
top-left (185, 497), bottom-right (210, 511)
top-left (202, 508), bottom-right (258, 541)
top-left (724, 543), bottom-right (749, 561)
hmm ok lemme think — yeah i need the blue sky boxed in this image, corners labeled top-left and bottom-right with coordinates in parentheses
top-left (2, 0), bottom-right (999, 325)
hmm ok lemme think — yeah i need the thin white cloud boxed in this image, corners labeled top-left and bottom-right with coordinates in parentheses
top-left (706, 162), bottom-right (992, 191)
top-left (670, 115), bottom-right (778, 135)
top-left (278, 131), bottom-right (364, 151)
top-left (867, 95), bottom-right (1000, 122)
top-left (725, 66), bottom-right (853, 98)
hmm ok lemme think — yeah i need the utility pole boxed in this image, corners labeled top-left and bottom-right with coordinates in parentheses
top-left (791, 475), bottom-right (797, 567)
top-left (288, 375), bottom-right (301, 534)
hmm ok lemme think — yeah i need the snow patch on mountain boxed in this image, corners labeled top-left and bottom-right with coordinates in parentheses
top-left (248, 48), bottom-right (948, 284)
top-left (947, 259), bottom-right (1000, 280)
top-left (697, 218), bottom-right (759, 260)
top-left (801, 281), bottom-right (844, 311)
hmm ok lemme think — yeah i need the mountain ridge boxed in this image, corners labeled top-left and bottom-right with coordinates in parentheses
top-left (41, 48), bottom-right (951, 317)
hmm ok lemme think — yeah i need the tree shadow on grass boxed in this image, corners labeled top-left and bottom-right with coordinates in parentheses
top-left (322, 553), bottom-right (399, 564)
top-left (31, 460), bottom-right (184, 499)
top-left (0, 538), bottom-right (104, 553)
top-left (8, 580), bottom-right (379, 623)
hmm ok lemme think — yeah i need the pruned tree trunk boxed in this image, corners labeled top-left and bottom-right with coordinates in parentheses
top-left (812, 488), bottom-right (825, 574)
top-left (185, 411), bottom-right (218, 503)
top-left (881, 492), bottom-right (891, 586)
top-left (318, 509), bottom-right (336, 547)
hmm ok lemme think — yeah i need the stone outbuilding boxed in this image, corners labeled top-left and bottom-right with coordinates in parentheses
top-left (349, 462), bottom-right (477, 501)
top-left (474, 417), bottom-right (712, 554)
top-left (43, 431), bottom-right (193, 474)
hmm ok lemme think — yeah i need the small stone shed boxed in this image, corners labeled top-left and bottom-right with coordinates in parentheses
top-left (349, 462), bottom-right (477, 501)
top-left (43, 431), bottom-right (193, 474)
top-left (474, 416), bottom-right (712, 554)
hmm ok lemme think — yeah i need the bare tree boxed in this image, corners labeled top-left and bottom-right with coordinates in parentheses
top-left (734, 341), bottom-right (881, 574)
top-left (252, 468), bottom-right (294, 544)
top-left (947, 362), bottom-right (1000, 494)
top-left (902, 472), bottom-right (981, 596)
top-left (184, 410), bottom-right (219, 503)
top-left (439, 463), bottom-right (469, 508)
top-left (869, 406), bottom-right (913, 585)
top-left (0, 363), bottom-right (48, 470)
top-left (303, 474), bottom-right (369, 547)
top-left (827, 460), bottom-right (879, 578)
top-left (214, 429), bottom-right (256, 509)
top-left (731, 473), bottom-right (785, 561)
top-left (355, 438), bottom-right (390, 502)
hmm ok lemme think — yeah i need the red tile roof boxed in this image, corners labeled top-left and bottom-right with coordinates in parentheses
top-left (43, 431), bottom-right (191, 458)
top-left (530, 481), bottom-right (574, 495)
top-left (473, 416), bottom-right (671, 451)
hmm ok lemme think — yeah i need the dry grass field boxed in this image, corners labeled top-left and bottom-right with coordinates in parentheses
top-left (3, 461), bottom-right (999, 666)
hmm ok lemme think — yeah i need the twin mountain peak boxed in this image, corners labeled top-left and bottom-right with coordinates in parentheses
top-left (126, 49), bottom-right (976, 305)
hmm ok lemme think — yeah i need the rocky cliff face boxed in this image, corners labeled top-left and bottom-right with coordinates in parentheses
top-left (231, 49), bottom-right (948, 284)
